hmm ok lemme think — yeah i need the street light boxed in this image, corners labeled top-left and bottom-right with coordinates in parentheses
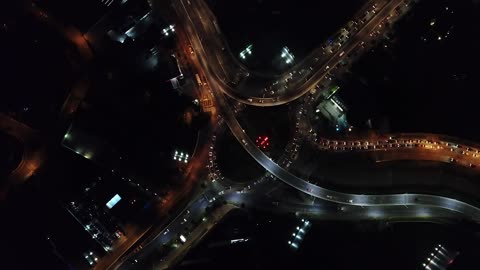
top-left (281, 46), bottom-right (294, 64)
top-left (240, 44), bottom-right (253, 60)
top-left (163, 25), bottom-right (175, 37)
top-left (173, 149), bottom-right (189, 163)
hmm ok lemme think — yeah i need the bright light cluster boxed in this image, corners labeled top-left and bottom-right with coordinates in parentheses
top-left (288, 219), bottom-right (310, 250)
top-left (173, 150), bottom-right (189, 163)
top-left (421, 244), bottom-right (457, 270)
top-left (255, 135), bottom-right (270, 150)
top-left (281, 46), bottom-right (295, 64)
top-left (162, 25), bottom-right (175, 36)
top-left (240, 44), bottom-right (253, 59)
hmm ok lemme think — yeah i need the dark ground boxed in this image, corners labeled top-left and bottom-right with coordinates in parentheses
top-left (176, 208), bottom-right (480, 270)
top-left (208, 0), bottom-right (366, 73)
top-left (339, 0), bottom-right (480, 141)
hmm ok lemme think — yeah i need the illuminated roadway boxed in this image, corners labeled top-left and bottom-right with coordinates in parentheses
top-left (111, 1), bottom-right (480, 267)
top-left (176, 0), bottom-right (404, 106)
top-left (0, 113), bottom-right (44, 200)
top-left (173, 0), bottom-right (480, 223)
top-left (314, 133), bottom-right (480, 169)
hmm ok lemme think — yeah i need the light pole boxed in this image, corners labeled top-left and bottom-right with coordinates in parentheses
top-left (281, 46), bottom-right (294, 64)
top-left (239, 44), bottom-right (253, 60)
top-left (162, 25), bottom-right (175, 37)
top-left (173, 150), bottom-right (189, 163)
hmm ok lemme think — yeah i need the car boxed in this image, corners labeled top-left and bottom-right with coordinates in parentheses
top-left (469, 163), bottom-right (476, 168)
top-left (179, 234), bottom-right (187, 243)
top-left (163, 229), bottom-right (170, 235)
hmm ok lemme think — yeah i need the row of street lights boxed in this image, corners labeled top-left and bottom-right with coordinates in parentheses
top-left (421, 244), bottom-right (455, 269)
top-left (288, 219), bottom-right (310, 250)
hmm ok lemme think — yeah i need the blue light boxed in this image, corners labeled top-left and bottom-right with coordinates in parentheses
top-left (106, 194), bottom-right (122, 209)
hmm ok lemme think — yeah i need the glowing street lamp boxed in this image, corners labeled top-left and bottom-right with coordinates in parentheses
top-left (163, 25), bottom-right (175, 36)
top-left (240, 44), bottom-right (253, 60)
top-left (281, 46), bottom-right (294, 64)
top-left (173, 150), bottom-right (189, 163)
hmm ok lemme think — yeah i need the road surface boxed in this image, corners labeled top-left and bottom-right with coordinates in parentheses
top-left (174, 0), bottom-right (480, 223)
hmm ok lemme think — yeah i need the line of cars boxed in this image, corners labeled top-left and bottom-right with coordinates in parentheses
top-left (207, 135), bottom-right (226, 183)
top-left (314, 137), bottom-right (479, 167)
top-left (283, 105), bottom-right (307, 169)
